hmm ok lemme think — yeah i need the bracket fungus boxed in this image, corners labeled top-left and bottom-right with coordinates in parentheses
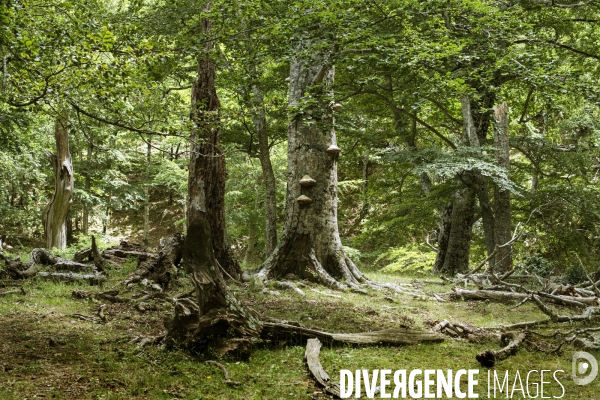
top-left (299, 175), bottom-right (316, 187)
top-left (326, 144), bottom-right (341, 154)
top-left (296, 195), bottom-right (313, 205)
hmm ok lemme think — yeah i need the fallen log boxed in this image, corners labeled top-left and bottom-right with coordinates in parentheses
top-left (37, 272), bottom-right (107, 285)
top-left (305, 338), bottom-right (351, 399)
top-left (476, 332), bottom-right (527, 368)
top-left (451, 287), bottom-right (597, 307)
top-left (262, 322), bottom-right (444, 346)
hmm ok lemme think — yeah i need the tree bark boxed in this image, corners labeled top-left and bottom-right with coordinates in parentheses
top-left (42, 116), bottom-right (74, 250)
top-left (257, 41), bottom-right (364, 290)
top-left (251, 83), bottom-right (278, 257)
top-left (433, 202), bottom-right (453, 272)
top-left (461, 96), bottom-right (496, 264)
top-left (435, 188), bottom-right (476, 275)
top-left (143, 140), bottom-right (151, 246)
top-left (164, 15), bottom-right (261, 357)
top-left (185, 19), bottom-right (241, 280)
top-left (82, 141), bottom-right (92, 235)
top-left (493, 102), bottom-right (512, 272)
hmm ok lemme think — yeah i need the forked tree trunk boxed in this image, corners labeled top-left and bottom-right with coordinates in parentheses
top-left (185, 21), bottom-right (241, 280)
top-left (251, 83), bottom-right (278, 257)
top-left (258, 41), bottom-right (364, 290)
top-left (42, 116), bottom-right (74, 250)
top-left (165, 16), bottom-right (261, 357)
top-left (493, 102), bottom-right (512, 272)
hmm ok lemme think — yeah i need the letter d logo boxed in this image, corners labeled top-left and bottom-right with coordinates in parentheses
top-left (572, 351), bottom-right (598, 385)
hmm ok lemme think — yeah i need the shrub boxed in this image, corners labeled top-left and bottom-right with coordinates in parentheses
top-left (376, 244), bottom-right (436, 275)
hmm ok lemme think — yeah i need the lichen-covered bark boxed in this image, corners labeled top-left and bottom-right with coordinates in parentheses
top-left (493, 102), bottom-right (512, 272)
top-left (42, 116), bottom-right (73, 250)
top-left (258, 40), bottom-right (364, 289)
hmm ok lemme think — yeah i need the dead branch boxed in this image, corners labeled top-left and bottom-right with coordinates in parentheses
top-left (305, 338), bottom-right (351, 399)
top-left (476, 332), bottom-right (527, 367)
top-left (532, 295), bottom-right (600, 323)
top-left (205, 360), bottom-right (241, 386)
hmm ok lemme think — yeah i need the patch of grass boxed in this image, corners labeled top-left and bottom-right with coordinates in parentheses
top-left (1, 265), bottom-right (599, 399)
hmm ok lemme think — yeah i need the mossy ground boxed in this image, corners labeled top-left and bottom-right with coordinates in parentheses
top-left (0, 257), bottom-right (599, 399)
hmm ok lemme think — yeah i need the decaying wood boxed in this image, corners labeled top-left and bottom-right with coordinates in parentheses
top-left (113, 235), bottom-right (184, 288)
top-left (476, 332), bottom-right (527, 368)
top-left (73, 248), bottom-right (92, 262)
top-left (532, 295), bottom-right (600, 323)
top-left (3, 248), bottom-right (98, 280)
top-left (432, 319), bottom-right (499, 343)
top-left (262, 322), bottom-right (444, 346)
top-left (37, 272), bottom-right (107, 285)
top-left (452, 287), bottom-right (597, 307)
top-left (305, 338), bottom-right (349, 399)
top-left (205, 360), bottom-right (241, 386)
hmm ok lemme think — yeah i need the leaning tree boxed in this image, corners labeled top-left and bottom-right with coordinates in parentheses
top-left (257, 37), bottom-right (365, 290)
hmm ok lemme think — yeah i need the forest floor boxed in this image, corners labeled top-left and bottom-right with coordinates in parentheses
top-left (0, 256), bottom-right (598, 399)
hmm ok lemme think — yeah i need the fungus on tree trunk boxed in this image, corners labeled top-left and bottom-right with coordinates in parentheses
top-left (42, 115), bottom-right (73, 250)
top-left (257, 38), bottom-right (365, 290)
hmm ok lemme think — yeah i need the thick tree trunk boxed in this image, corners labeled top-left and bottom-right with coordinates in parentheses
top-left (185, 20), bottom-right (241, 280)
top-left (258, 43), bottom-right (364, 289)
top-left (439, 188), bottom-right (475, 274)
top-left (493, 102), bottom-right (512, 272)
top-left (164, 15), bottom-right (260, 357)
top-left (42, 116), bottom-right (74, 250)
top-left (251, 83), bottom-right (278, 257)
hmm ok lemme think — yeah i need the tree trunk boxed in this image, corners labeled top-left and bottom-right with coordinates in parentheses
top-left (82, 141), bottom-right (92, 235)
top-left (435, 188), bottom-right (476, 275)
top-left (243, 188), bottom-right (259, 266)
top-left (165, 16), bottom-right (260, 355)
top-left (42, 116), bottom-right (74, 250)
top-left (461, 95), bottom-right (496, 263)
top-left (433, 202), bottom-right (453, 272)
top-left (143, 140), bottom-right (151, 246)
top-left (185, 22), bottom-right (241, 280)
top-left (258, 42), bottom-right (364, 290)
top-left (493, 102), bottom-right (512, 272)
top-left (251, 83), bottom-right (278, 257)
top-left (359, 149), bottom-right (370, 221)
